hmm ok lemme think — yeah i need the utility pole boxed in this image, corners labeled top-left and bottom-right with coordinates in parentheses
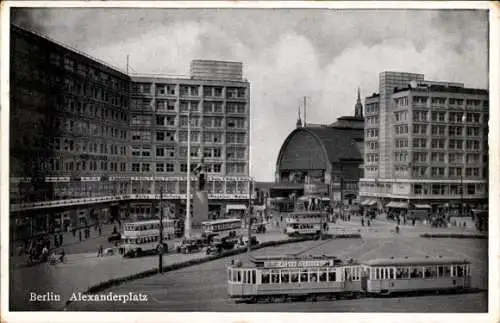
top-left (461, 174), bottom-right (464, 217)
top-left (247, 178), bottom-right (253, 254)
top-left (158, 187), bottom-right (164, 273)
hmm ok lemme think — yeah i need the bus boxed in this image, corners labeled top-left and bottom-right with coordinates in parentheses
top-left (121, 218), bottom-right (175, 257)
top-left (201, 218), bottom-right (242, 241)
top-left (284, 211), bottom-right (327, 237)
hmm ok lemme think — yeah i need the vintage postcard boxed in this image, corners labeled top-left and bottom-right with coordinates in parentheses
top-left (1, 1), bottom-right (498, 323)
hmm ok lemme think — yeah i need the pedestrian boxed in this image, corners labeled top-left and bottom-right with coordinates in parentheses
top-left (59, 233), bottom-right (63, 246)
top-left (97, 244), bottom-right (103, 257)
top-left (78, 230), bottom-right (82, 241)
top-left (98, 226), bottom-right (102, 236)
top-left (59, 249), bottom-right (65, 263)
top-left (361, 218), bottom-right (365, 227)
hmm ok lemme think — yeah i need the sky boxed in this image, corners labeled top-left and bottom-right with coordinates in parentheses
top-left (12, 6), bottom-right (489, 182)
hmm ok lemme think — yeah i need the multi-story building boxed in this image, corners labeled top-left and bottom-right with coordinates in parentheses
top-left (9, 25), bottom-right (251, 241)
top-left (359, 71), bottom-right (488, 217)
top-left (127, 60), bottom-right (251, 219)
top-left (10, 25), bottom-right (131, 239)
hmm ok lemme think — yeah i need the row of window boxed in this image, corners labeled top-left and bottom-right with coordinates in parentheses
top-left (411, 96), bottom-right (486, 107)
top-left (64, 98), bottom-right (128, 121)
top-left (370, 265), bottom-right (468, 280)
top-left (411, 167), bottom-right (482, 180)
top-left (130, 131), bottom-right (247, 144)
top-left (413, 183), bottom-right (480, 195)
top-left (132, 83), bottom-right (247, 98)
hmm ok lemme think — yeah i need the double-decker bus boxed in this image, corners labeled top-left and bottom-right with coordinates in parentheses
top-left (121, 218), bottom-right (175, 257)
top-left (201, 218), bottom-right (242, 240)
top-left (284, 211), bottom-right (327, 236)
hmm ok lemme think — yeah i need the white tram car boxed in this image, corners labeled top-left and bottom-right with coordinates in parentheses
top-left (226, 255), bottom-right (471, 302)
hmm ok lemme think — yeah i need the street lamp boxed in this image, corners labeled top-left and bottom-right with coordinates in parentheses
top-left (247, 177), bottom-right (254, 254)
top-left (184, 110), bottom-right (192, 239)
top-left (158, 187), bottom-right (164, 273)
top-left (461, 113), bottom-right (466, 217)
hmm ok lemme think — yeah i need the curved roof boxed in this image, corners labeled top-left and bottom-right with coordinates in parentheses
top-left (276, 126), bottom-right (363, 170)
top-left (329, 116), bottom-right (364, 129)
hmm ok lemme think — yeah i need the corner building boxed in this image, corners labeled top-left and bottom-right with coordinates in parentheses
top-left (360, 71), bottom-right (488, 217)
top-left (9, 25), bottom-right (250, 241)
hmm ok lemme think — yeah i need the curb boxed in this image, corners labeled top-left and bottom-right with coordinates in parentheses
top-left (64, 237), bottom-right (307, 308)
top-left (420, 233), bottom-right (488, 239)
top-left (64, 234), bottom-right (365, 309)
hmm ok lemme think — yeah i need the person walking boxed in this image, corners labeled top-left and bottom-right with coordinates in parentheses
top-left (78, 230), bottom-right (82, 241)
top-left (97, 244), bottom-right (104, 257)
top-left (98, 226), bottom-right (102, 236)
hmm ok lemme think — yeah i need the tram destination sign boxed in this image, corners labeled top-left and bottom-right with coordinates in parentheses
top-left (264, 259), bottom-right (335, 268)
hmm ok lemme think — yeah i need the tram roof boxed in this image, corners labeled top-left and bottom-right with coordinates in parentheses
top-left (201, 218), bottom-right (241, 225)
top-left (363, 257), bottom-right (471, 266)
top-left (125, 219), bottom-right (175, 225)
top-left (251, 254), bottom-right (339, 262)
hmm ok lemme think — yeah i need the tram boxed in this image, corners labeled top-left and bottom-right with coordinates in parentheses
top-left (284, 211), bottom-right (327, 237)
top-left (226, 254), bottom-right (472, 302)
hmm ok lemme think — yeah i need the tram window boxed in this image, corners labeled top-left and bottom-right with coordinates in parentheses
top-left (424, 266), bottom-right (437, 279)
top-left (457, 265), bottom-right (464, 277)
top-left (243, 271), bottom-right (247, 283)
top-left (271, 270), bottom-right (280, 284)
top-left (440, 265), bottom-right (449, 277)
top-left (310, 272), bottom-right (318, 283)
top-left (281, 271), bottom-right (290, 283)
top-left (328, 270), bottom-right (336, 282)
top-left (261, 271), bottom-right (270, 284)
top-left (411, 267), bottom-right (424, 279)
top-left (227, 269), bottom-right (231, 281)
top-left (301, 270), bottom-right (309, 283)
top-left (252, 270), bottom-right (256, 284)
top-left (319, 270), bottom-right (327, 282)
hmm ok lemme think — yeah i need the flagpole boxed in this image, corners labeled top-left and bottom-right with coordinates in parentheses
top-left (184, 110), bottom-right (192, 239)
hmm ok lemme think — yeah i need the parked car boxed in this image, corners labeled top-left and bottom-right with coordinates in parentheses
top-left (252, 223), bottom-right (267, 234)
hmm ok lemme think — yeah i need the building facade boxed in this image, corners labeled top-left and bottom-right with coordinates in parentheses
top-left (359, 71), bottom-right (489, 216)
top-left (127, 61), bottom-right (251, 219)
top-left (10, 25), bottom-right (251, 241)
top-left (272, 92), bottom-right (364, 207)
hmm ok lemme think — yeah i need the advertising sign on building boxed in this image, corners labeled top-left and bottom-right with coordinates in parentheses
top-left (304, 184), bottom-right (328, 195)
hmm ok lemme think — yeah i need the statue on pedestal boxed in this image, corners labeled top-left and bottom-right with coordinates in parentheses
top-left (193, 157), bottom-right (207, 191)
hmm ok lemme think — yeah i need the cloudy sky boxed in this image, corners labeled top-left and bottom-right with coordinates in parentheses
top-left (12, 6), bottom-right (488, 181)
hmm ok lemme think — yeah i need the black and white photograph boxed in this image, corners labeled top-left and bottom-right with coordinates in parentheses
top-left (1, 1), bottom-right (498, 322)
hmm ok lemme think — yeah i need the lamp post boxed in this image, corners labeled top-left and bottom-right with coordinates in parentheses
top-left (158, 187), bottom-right (164, 273)
top-left (184, 110), bottom-right (192, 239)
top-left (460, 174), bottom-right (464, 217)
top-left (247, 177), bottom-right (254, 254)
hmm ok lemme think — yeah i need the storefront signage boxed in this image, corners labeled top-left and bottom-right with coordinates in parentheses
top-left (45, 177), bottom-right (70, 182)
top-left (304, 184), bottom-right (328, 195)
top-left (264, 259), bottom-right (334, 268)
top-left (81, 177), bottom-right (101, 182)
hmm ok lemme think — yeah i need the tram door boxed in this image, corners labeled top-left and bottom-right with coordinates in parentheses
top-left (360, 267), bottom-right (368, 291)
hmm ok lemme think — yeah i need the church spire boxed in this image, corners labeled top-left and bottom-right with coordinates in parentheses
top-left (354, 87), bottom-right (363, 118)
top-left (296, 106), bottom-right (303, 128)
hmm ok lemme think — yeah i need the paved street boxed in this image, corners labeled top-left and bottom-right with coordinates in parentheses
top-left (67, 234), bottom-right (487, 312)
top-left (10, 218), bottom-right (485, 311)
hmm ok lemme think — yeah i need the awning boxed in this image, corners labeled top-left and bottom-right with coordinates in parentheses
top-left (414, 204), bottom-right (431, 209)
top-left (321, 197), bottom-right (330, 201)
top-left (386, 202), bottom-right (408, 208)
top-left (361, 199), bottom-right (376, 206)
top-left (226, 204), bottom-right (247, 212)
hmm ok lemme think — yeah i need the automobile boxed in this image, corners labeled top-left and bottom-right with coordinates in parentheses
top-left (251, 223), bottom-right (267, 234)
top-left (236, 236), bottom-right (259, 248)
top-left (123, 242), bottom-right (168, 258)
top-left (107, 232), bottom-right (121, 243)
top-left (176, 238), bottom-right (205, 254)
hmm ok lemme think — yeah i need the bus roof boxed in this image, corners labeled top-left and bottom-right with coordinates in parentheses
top-left (201, 218), bottom-right (241, 225)
top-left (363, 257), bottom-right (471, 266)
